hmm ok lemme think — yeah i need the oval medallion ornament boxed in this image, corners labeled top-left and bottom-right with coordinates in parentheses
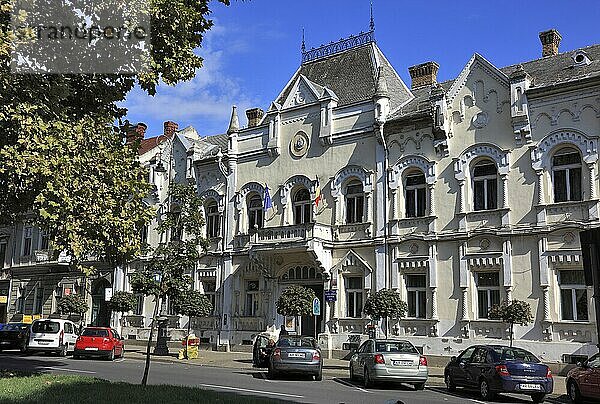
top-left (472, 111), bottom-right (489, 129)
top-left (290, 131), bottom-right (309, 158)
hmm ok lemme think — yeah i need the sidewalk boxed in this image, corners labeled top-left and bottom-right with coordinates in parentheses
top-left (123, 346), bottom-right (567, 397)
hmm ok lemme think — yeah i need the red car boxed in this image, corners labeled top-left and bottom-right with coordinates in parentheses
top-left (566, 353), bottom-right (600, 403)
top-left (74, 327), bottom-right (124, 360)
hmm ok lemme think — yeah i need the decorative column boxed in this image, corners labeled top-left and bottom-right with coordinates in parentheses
top-left (500, 174), bottom-right (509, 209)
top-left (365, 191), bottom-right (372, 225)
top-left (389, 189), bottom-right (397, 220)
top-left (458, 179), bottom-right (466, 213)
top-left (431, 287), bottom-right (438, 320)
top-left (587, 162), bottom-right (597, 200)
top-left (428, 183), bottom-right (435, 216)
top-left (461, 287), bottom-right (469, 321)
top-left (535, 170), bottom-right (545, 205)
top-left (505, 286), bottom-right (513, 301)
top-left (542, 286), bottom-right (551, 321)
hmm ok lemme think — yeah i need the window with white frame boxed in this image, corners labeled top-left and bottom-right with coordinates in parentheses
top-left (167, 297), bottom-right (177, 316)
top-left (559, 270), bottom-right (588, 321)
top-left (134, 293), bottom-right (144, 315)
top-left (345, 277), bottom-right (363, 318)
top-left (247, 194), bottom-right (264, 231)
top-left (170, 212), bottom-right (183, 242)
top-left (245, 280), bottom-right (260, 316)
top-left (33, 287), bottom-right (44, 315)
top-left (473, 160), bottom-right (498, 211)
top-left (202, 280), bottom-right (216, 315)
top-left (404, 171), bottom-right (427, 217)
top-left (552, 147), bottom-right (582, 203)
top-left (16, 286), bottom-right (26, 313)
top-left (39, 229), bottom-right (49, 250)
top-left (345, 180), bottom-right (364, 224)
top-left (406, 274), bottom-right (427, 318)
top-left (293, 188), bottom-right (312, 224)
top-left (22, 226), bottom-right (33, 256)
top-left (476, 272), bottom-right (500, 319)
top-left (205, 201), bottom-right (220, 238)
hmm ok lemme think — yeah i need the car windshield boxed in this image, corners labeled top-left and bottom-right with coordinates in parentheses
top-left (32, 321), bottom-right (60, 334)
top-left (81, 328), bottom-right (108, 337)
top-left (375, 341), bottom-right (418, 354)
top-left (492, 347), bottom-right (539, 363)
top-left (4, 324), bottom-right (27, 332)
top-left (277, 337), bottom-right (315, 348)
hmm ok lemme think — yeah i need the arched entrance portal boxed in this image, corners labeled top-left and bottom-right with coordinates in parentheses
top-left (90, 278), bottom-right (111, 327)
top-left (280, 265), bottom-right (324, 338)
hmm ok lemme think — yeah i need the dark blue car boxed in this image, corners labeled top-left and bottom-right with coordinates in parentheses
top-left (444, 345), bottom-right (553, 403)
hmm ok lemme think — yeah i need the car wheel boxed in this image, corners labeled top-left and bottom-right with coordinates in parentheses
top-left (531, 393), bottom-right (546, 403)
top-left (349, 364), bottom-right (356, 381)
top-left (479, 378), bottom-right (495, 401)
top-left (267, 364), bottom-right (277, 379)
top-left (568, 380), bottom-right (583, 403)
top-left (120, 349), bottom-right (125, 359)
top-left (413, 382), bottom-right (425, 391)
top-left (314, 369), bottom-right (323, 381)
top-left (445, 373), bottom-right (456, 392)
top-left (58, 344), bottom-right (68, 357)
top-left (107, 348), bottom-right (115, 361)
top-left (363, 367), bottom-right (373, 389)
top-left (73, 354), bottom-right (80, 360)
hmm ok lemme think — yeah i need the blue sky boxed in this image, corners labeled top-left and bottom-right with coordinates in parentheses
top-left (123, 0), bottom-right (600, 137)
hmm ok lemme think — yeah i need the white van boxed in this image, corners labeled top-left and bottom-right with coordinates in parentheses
top-left (27, 319), bottom-right (78, 356)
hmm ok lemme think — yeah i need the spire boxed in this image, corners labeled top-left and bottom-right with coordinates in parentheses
top-left (301, 28), bottom-right (305, 53)
top-left (375, 66), bottom-right (388, 97)
top-left (227, 105), bottom-right (239, 135)
top-left (369, 0), bottom-right (375, 31)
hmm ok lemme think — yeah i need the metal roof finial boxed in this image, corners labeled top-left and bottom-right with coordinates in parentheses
top-left (301, 28), bottom-right (305, 53)
top-left (369, 0), bottom-right (375, 31)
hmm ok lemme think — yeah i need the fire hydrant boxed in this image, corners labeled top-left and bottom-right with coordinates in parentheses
top-left (178, 334), bottom-right (200, 360)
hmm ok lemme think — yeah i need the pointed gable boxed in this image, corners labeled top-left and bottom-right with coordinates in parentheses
top-left (447, 53), bottom-right (509, 104)
top-left (282, 75), bottom-right (326, 109)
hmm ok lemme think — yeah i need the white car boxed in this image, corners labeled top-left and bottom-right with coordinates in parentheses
top-left (27, 319), bottom-right (78, 356)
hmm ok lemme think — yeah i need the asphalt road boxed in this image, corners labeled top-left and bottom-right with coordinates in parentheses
top-left (0, 351), bottom-right (559, 404)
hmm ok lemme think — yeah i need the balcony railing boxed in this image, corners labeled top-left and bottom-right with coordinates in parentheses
top-left (237, 223), bottom-right (333, 247)
top-left (233, 316), bottom-right (264, 331)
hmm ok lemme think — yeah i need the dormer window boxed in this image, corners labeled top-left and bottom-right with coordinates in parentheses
top-left (572, 50), bottom-right (591, 66)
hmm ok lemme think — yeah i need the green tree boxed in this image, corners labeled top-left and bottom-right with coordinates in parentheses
top-left (56, 294), bottom-right (89, 317)
top-left (172, 289), bottom-right (213, 359)
top-left (488, 299), bottom-right (533, 347)
top-left (0, 0), bottom-right (230, 273)
top-left (130, 182), bottom-right (206, 385)
top-left (276, 285), bottom-right (316, 318)
top-left (363, 289), bottom-right (407, 338)
top-left (109, 291), bottom-right (138, 324)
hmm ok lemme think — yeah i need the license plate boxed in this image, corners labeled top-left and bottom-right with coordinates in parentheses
top-left (520, 383), bottom-right (541, 391)
top-left (288, 353), bottom-right (304, 358)
top-left (0, 341), bottom-right (9, 345)
top-left (392, 360), bottom-right (413, 366)
top-left (85, 347), bottom-right (99, 351)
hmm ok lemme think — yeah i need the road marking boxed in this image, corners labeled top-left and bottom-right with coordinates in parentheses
top-left (198, 383), bottom-right (304, 399)
top-left (114, 358), bottom-right (125, 363)
top-left (43, 367), bottom-right (96, 374)
top-left (332, 377), bottom-right (371, 393)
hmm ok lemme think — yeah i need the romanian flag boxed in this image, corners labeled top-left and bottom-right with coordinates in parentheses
top-left (314, 177), bottom-right (322, 207)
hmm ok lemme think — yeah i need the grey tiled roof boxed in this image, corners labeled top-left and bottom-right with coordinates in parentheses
top-left (501, 44), bottom-right (600, 89)
top-left (277, 43), bottom-right (412, 110)
top-left (202, 134), bottom-right (228, 150)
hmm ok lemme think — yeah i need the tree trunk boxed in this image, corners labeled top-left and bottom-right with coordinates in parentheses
top-left (509, 323), bottom-right (514, 347)
top-left (185, 317), bottom-right (191, 360)
top-left (141, 296), bottom-right (160, 386)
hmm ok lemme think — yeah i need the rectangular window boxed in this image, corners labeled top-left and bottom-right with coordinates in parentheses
top-left (167, 297), bottom-right (177, 316)
top-left (22, 227), bottom-right (33, 256)
top-left (559, 270), bottom-right (588, 321)
top-left (202, 280), bottom-right (216, 315)
top-left (16, 287), bottom-right (26, 313)
top-left (553, 170), bottom-right (568, 202)
top-left (39, 229), bottom-right (49, 250)
top-left (346, 195), bottom-right (364, 224)
top-left (476, 272), bottom-right (500, 319)
top-left (0, 241), bottom-right (6, 268)
top-left (245, 280), bottom-right (259, 316)
top-left (406, 274), bottom-right (427, 318)
top-left (33, 287), bottom-right (44, 315)
top-left (346, 277), bottom-right (363, 318)
top-left (487, 180), bottom-right (497, 209)
top-left (570, 168), bottom-right (582, 201)
top-left (134, 293), bottom-right (144, 315)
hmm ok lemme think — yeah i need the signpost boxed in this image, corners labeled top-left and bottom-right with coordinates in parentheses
top-left (312, 297), bottom-right (320, 338)
top-left (324, 289), bottom-right (337, 302)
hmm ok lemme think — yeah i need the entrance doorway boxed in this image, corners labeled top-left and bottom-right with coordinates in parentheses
top-left (91, 278), bottom-right (111, 326)
top-left (0, 304), bottom-right (6, 323)
top-left (301, 284), bottom-right (323, 338)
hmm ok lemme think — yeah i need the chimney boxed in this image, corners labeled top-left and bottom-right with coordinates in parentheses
top-left (245, 108), bottom-right (264, 128)
top-left (408, 61), bottom-right (439, 89)
top-left (125, 122), bottom-right (147, 144)
top-left (539, 29), bottom-right (562, 57)
top-left (163, 120), bottom-right (179, 136)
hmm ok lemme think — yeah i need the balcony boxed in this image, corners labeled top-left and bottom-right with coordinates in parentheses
top-left (236, 223), bottom-right (333, 250)
top-left (333, 222), bottom-right (371, 241)
top-left (540, 200), bottom-right (599, 225)
top-left (190, 316), bottom-right (218, 331)
top-left (233, 316), bottom-right (264, 331)
top-left (391, 318), bottom-right (439, 337)
top-left (457, 208), bottom-right (509, 231)
top-left (390, 216), bottom-right (435, 236)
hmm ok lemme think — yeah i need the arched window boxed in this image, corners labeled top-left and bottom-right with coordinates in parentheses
top-left (293, 188), bottom-right (312, 224)
top-left (345, 180), bottom-right (364, 224)
top-left (205, 200), bottom-right (220, 238)
top-left (552, 147), bottom-right (582, 202)
top-left (404, 171), bottom-right (426, 217)
top-left (473, 160), bottom-right (498, 211)
top-left (247, 194), bottom-right (264, 231)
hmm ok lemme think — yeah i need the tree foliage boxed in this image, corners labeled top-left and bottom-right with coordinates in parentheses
top-left (488, 299), bottom-right (533, 347)
top-left (56, 294), bottom-right (89, 315)
top-left (172, 289), bottom-right (212, 319)
top-left (0, 0), bottom-right (229, 273)
top-left (276, 285), bottom-right (316, 317)
top-left (363, 289), bottom-right (407, 321)
top-left (109, 291), bottom-right (138, 314)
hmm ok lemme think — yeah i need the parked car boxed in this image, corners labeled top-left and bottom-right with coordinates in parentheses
top-left (27, 319), bottom-right (78, 356)
top-left (566, 353), bottom-right (600, 403)
top-left (349, 338), bottom-right (428, 389)
top-left (253, 333), bottom-right (274, 368)
top-left (74, 327), bottom-right (124, 360)
top-left (268, 335), bottom-right (322, 380)
top-left (444, 345), bottom-right (553, 403)
top-left (0, 323), bottom-right (30, 352)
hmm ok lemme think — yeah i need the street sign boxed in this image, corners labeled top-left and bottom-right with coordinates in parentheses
top-left (312, 297), bottom-right (320, 316)
top-left (324, 289), bottom-right (337, 302)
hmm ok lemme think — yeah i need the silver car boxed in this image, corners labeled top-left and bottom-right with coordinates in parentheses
top-left (349, 339), bottom-right (428, 389)
top-left (268, 335), bottom-right (323, 381)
